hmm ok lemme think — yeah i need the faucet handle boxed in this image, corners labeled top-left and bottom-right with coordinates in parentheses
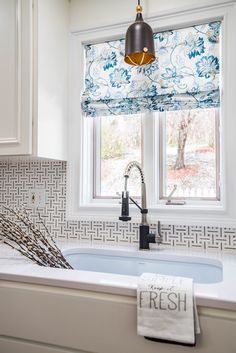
top-left (166, 185), bottom-right (186, 205)
top-left (156, 221), bottom-right (162, 244)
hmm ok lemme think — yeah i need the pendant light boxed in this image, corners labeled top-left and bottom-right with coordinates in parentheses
top-left (124, 0), bottom-right (155, 66)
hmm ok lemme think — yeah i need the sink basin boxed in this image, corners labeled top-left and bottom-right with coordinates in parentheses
top-left (64, 248), bottom-right (223, 284)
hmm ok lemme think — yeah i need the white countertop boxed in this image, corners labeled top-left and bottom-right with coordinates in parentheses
top-left (0, 241), bottom-right (236, 311)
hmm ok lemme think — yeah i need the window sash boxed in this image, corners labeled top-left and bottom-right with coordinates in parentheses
top-left (158, 109), bottom-right (221, 201)
top-left (93, 115), bottom-right (144, 199)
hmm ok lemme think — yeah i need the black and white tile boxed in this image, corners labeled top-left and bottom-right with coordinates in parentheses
top-left (0, 159), bottom-right (235, 252)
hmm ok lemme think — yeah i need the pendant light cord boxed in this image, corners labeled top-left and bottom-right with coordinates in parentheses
top-left (138, 0), bottom-right (140, 5)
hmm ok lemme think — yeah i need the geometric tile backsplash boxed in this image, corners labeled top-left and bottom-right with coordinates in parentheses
top-left (0, 159), bottom-right (235, 252)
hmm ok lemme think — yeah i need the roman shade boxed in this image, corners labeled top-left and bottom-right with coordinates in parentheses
top-left (81, 21), bottom-right (221, 117)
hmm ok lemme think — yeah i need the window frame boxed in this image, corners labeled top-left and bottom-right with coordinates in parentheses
top-left (67, 1), bottom-right (236, 225)
top-left (92, 108), bottom-right (221, 203)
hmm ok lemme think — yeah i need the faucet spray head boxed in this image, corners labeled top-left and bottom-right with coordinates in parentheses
top-left (119, 190), bottom-right (131, 222)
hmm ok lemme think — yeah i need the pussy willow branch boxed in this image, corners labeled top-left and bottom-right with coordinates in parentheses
top-left (0, 214), bottom-right (48, 266)
top-left (0, 212), bottom-right (55, 267)
top-left (0, 207), bottom-right (73, 269)
top-left (4, 207), bottom-right (70, 268)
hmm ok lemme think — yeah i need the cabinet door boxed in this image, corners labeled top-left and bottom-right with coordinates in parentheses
top-left (0, 0), bottom-right (32, 155)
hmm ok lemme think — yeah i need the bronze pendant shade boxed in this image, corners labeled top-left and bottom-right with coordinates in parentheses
top-left (124, 3), bottom-right (155, 66)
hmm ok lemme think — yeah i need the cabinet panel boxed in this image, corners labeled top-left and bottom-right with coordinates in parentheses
top-left (0, 0), bottom-right (32, 155)
top-left (0, 337), bottom-right (87, 353)
top-left (1, 281), bottom-right (236, 353)
top-left (0, 0), bottom-right (18, 142)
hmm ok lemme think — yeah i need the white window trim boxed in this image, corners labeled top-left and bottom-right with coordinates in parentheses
top-left (67, 1), bottom-right (236, 227)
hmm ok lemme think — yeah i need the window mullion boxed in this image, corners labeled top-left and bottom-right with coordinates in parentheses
top-left (93, 117), bottom-right (102, 198)
top-left (81, 117), bottom-right (94, 204)
top-left (142, 112), bottom-right (156, 206)
top-left (158, 112), bottom-right (165, 202)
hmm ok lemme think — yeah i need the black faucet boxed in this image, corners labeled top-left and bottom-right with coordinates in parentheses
top-left (119, 161), bottom-right (161, 250)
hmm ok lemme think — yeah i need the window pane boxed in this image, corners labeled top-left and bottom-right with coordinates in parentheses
top-left (161, 108), bottom-right (219, 200)
top-left (95, 115), bottom-right (142, 198)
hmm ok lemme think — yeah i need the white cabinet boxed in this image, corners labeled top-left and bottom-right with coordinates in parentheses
top-left (0, 337), bottom-right (87, 353)
top-left (1, 280), bottom-right (236, 353)
top-left (0, 0), bottom-right (68, 160)
top-left (0, 0), bottom-right (32, 155)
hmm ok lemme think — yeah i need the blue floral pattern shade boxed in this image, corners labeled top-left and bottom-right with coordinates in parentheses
top-left (81, 21), bottom-right (221, 117)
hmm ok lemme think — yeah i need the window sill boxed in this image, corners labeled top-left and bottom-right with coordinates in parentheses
top-left (66, 201), bottom-right (236, 227)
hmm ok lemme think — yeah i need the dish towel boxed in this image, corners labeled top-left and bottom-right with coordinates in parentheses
top-left (137, 273), bottom-right (200, 346)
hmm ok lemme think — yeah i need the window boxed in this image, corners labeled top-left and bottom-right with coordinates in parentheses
top-left (93, 114), bottom-right (142, 198)
top-left (159, 108), bottom-right (220, 201)
top-left (92, 107), bottom-right (220, 203)
top-left (81, 20), bottom-right (222, 206)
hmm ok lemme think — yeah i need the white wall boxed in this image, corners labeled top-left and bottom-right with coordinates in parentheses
top-left (69, 0), bottom-right (233, 31)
